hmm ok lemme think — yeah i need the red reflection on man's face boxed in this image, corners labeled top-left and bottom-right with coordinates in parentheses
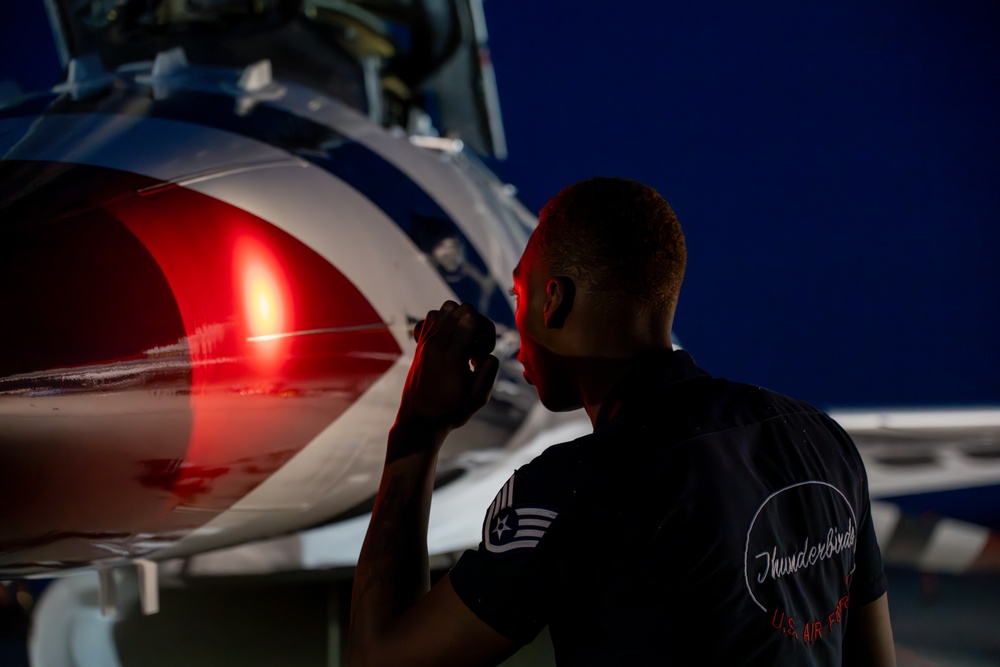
top-left (512, 236), bottom-right (583, 412)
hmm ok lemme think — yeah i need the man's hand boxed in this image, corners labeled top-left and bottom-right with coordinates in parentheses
top-left (397, 301), bottom-right (501, 435)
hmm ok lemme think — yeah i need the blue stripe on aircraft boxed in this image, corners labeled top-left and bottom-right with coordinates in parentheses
top-left (305, 142), bottom-right (514, 327)
top-left (0, 90), bottom-right (514, 327)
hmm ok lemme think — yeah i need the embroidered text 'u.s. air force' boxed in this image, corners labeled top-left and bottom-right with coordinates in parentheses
top-left (484, 474), bottom-right (558, 554)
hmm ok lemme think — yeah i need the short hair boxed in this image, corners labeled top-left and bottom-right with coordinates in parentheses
top-left (534, 177), bottom-right (686, 313)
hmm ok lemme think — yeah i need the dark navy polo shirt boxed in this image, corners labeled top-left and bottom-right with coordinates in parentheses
top-left (450, 349), bottom-right (887, 666)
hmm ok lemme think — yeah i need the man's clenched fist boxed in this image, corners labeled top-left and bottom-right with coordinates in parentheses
top-left (397, 301), bottom-right (500, 436)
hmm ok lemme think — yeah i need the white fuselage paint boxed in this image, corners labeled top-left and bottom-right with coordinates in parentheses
top-left (0, 80), bottom-right (540, 562)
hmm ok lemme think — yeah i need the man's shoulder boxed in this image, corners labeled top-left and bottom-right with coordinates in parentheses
top-left (706, 374), bottom-right (824, 413)
top-left (498, 431), bottom-right (622, 513)
top-left (663, 374), bottom-right (834, 437)
top-left (515, 432), bottom-right (600, 481)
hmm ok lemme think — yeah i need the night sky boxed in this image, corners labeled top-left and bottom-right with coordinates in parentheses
top-left (2, 1), bottom-right (998, 409)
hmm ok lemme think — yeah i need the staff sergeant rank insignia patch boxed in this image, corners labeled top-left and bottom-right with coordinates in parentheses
top-left (484, 474), bottom-right (558, 554)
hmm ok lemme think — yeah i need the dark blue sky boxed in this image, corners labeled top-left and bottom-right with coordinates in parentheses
top-left (2, 1), bottom-right (998, 409)
top-left (482, 2), bottom-right (1000, 408)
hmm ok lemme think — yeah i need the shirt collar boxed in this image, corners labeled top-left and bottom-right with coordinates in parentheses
top-left (594, 349), bottom-right (709, 433)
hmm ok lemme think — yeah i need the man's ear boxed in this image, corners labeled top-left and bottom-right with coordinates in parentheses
top-left (543, 276), bottom-right (576, 329)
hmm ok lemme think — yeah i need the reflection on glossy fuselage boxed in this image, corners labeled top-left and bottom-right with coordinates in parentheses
top-left (0, 160), bottom-right (401, 573)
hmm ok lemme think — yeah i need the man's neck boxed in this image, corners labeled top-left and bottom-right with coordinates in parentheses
top-left (576, 356), bottom-right (644, 428)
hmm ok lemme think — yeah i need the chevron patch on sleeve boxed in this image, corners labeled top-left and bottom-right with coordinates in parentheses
top-left (483, 474), bottom-right (558, 554)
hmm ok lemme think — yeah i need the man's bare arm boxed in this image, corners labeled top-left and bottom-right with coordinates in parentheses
top-left (348, 302), bottom-right (516, 666)
top-left (843, 592), bottom-right (896, 667)
top-left (348, 422), bottom-right (441, 654)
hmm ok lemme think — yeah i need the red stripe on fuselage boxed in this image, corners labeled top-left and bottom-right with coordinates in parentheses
top-left (0, 161), bottom-right (400, 571)
top-left (113, 181), bottom-right (401, 510)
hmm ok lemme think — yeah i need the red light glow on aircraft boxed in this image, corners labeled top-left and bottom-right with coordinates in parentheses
top-left (235, 235), bottom-right (292, 370)
top-left (237, 237), bottom-right (288, 340)
top-left (111, 176), bottom-right (400, 509)
top-left (250, 273), bottom-right (278, 332)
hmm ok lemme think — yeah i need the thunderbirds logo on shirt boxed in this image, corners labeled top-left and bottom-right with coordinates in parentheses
top-left (744, 480), bottom-right (857, 644)
top-left (483, 474), bottom-right (558, 554)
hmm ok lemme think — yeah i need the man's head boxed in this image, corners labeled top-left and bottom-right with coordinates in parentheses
top-left (535, 177), bottom-right (686, 317)
top-left (511, 177), bottom-right (686, 411)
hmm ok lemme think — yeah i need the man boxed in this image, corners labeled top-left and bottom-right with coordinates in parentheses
top-left (349, 178), bottom-right (895, 665)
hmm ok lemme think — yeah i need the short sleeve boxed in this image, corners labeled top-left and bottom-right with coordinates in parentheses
top-left (849, 470), bottom-right (889, 606)
top-left (449, 461), bottom-right (566, 644)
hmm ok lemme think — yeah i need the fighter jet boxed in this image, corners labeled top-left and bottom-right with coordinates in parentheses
top-left (0, 0), bottom-right (542, 585)
top-left (2, 3), bottom-right (999, 644)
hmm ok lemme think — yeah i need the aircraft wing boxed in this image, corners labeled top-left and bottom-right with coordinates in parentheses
top-left (831, 408), bottom-right (1000, 574)
top-left (172, 407), bottom-right (1000, 578)
top-left (163, 408), bottom-right (594, 576)
top-left (830, 408), bottom-right (1000, 499)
